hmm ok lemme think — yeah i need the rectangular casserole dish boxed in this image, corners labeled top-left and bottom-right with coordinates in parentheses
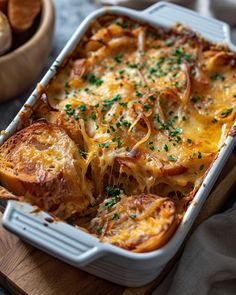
top-left (1, 1), bottom-right (236, 287)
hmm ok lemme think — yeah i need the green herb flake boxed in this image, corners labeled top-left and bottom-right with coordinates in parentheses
top-left (187, 138), bottom-right (192, 144)
top-left (117, 139), bottom-right (122, 148)
top-left (169, 128), bottom-right (182, 137)
top-left (119, 102), bottom-right (128, 107)
top-left (166, 39), bottom-right (174, 46)
top-left (129, 63), bottom-right (138, 69)
top-left (64, 81), bottom-right (70, 88)
top-left (168, 155), bottom-right (177, 162)
top-left (136, 91), bottom-right (143, 98)
top-left (143, 103), bottom-right (151, 111)
top-left (200, 164), bottom-right (205, 171)
top-left (111, 213), bottom-right (119, 220)
top-left (163, 144), bottom-right (169, 152)
top-left (114, 53), bottom-right (123, 64)
top-left (221, 108), bottom-right (233, 118)
top-left (198, 151), bottom-right (202, 159)
top-left (130, 214), bottom-right (137, 219)
top-left (103, 94), bottom-right (122, 107)
top-left (105, 186), bottom-right (121, 197)
top-left (190, 96), bottom-right (201, 103)
top-left (77, 104), bottom-right (86, 113)
top-left (90, 112), bottom-right (97, 120)
top-left (98, 142), bottom-right (109, 149)
top-left (96, 226), bottom-right (103, 234)
top-left (122, 120), bottom-right (131, 128)
top-left (148, 95), bottom-right (156, 102)
top-left (114, 18), bottom-right (128, 29)
top-left (87, 74), bottom-right (103, 86)
top-left (210, 73), bottom-right (225, 81)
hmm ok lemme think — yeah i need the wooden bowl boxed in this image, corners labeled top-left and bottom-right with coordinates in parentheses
top-left (0, 0), bottom-right (55, 102)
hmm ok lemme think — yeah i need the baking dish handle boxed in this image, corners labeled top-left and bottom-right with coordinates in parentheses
top-left (2, 201), bottom-right (105, 267)
top-left (142, 1), bottom-right (231, 43)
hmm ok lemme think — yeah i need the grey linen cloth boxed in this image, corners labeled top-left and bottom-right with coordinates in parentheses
top-left (153, 204), bottom-right (236, 295)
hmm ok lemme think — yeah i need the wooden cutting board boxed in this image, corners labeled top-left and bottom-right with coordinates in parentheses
top-left (0, 155), bottom-right (236, 295)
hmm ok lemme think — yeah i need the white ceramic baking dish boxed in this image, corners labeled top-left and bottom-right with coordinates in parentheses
top-left (1, 1), bottom-right (236, 287)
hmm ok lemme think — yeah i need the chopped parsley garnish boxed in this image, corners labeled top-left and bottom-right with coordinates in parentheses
top-left (129, 63), bottom-right (138, 68)
top-left (198, 151), bottom-right (202, 159)
top-left (136, 91), bottom-right (143, 98)
top-left (96, 226), bottom-right (103, 234)
top-left (98, 142), bottom-right (109, 149)
top-left (114, 18), bottom-right (128, 28)
top-left (111, 213), bottom-right (119, 220)
top-left (116, 122), bottom-right (122, 129)
top-left (79, 149), bottom-right (86, 157)
top-left (64, 81), bottom-right (70, 88)
top-left (114, 53), bottom-right (123, 63)
top-left (187, 138), bottom-right (192, 144)
top-left (77, 104), bottom-right (86, 113)
top-left (83, 74), bottom-right (103, 86)
top-left (163, 144), bottom-right (169, 152)
top-left (169, 128), bottom-right (182, 137)
top-left (122, 120), bottom-right (131, 128)
top-left (148, 95), bottom-right (156, 102)
top-left (154, 114), bottom-right (167, 130)
top-left (90, 112), bottom-right (97, 120)
top-left (103, 196), bottom-right (120, 210)
top-left (200, 164), bottom-right (205, 171)
top-left (103, 94), bottom-right (122, 107)
top-left (190, 96), bottom-right (201, 103)
top-left (171, 47), bottom-right (191, 62)
top-left (119, 102), bottom-right (128, 107)
top-left (176, 135), bottom-right (182, 143)
top-left (166, 39), bottom-right (174, 46)
top-left (157, 56), bottom-right (165, 66)
top-left (168, 155), bottom-right (177, 162)
top-left (212, 118), bottom-right (218, 123)
top-left (221, 108), bottom-right (233, 117)
top-left (210, 73), bottom-right (225, 81)
top-left (143, 103), bottom-right (151, 111)
top-left (105, 186), bottom-right (121, 197)
top-left (117, 138), bottom-right (122, 148)
top-left (149, 67), bottom-right (157, 74)
top-left (149, 145), bottom-right (155, 151)
top-left (64, 104), bottom-right (75, 116)
top-left (130, 214), bottom-right (137, 219)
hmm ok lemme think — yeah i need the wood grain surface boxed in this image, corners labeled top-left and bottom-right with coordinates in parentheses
top-left (0, 155), bottom-right (235, 295)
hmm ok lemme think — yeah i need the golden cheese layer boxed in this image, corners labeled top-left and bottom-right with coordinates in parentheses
top-left (1, 15), bottom-right (236, 252)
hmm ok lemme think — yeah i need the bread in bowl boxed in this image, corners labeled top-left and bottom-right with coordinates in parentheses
top-left (0, 11), bottom-right (12, 55)
top-left (8, 0), bottom-right (41, 31)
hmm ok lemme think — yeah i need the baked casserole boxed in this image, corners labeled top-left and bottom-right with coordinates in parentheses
top-left (0, 15), bottom-right (235, 252)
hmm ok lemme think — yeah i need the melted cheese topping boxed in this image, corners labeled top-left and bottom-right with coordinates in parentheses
top-left (8, 16), bottom-right (236, 252)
